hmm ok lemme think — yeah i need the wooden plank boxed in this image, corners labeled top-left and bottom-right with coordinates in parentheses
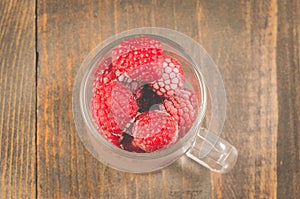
top-left (277, 0), bottom-right (300, 198)
top-left (0, 0), bottom-right (36, 198)
top-left (37, 0), bottom-right (212, 198)
top-left (196, 0), bottom-right (278, 198)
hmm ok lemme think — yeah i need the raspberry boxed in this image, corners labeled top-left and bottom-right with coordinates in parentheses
top-left (151, 56), bottom-right (185, 98)
top-left (134, 84), bottom-right (165, 113)
top-left (160, 89), bottom-right (199, 137)
top-left (112, 36), bottom-right (164, 82)
top-left (91, 80), bottom-right (138, 135)
top-left (101, 129), bottom-right (121, 147)
top-left (132, 110), bottom-right (179, 152)
top-left (94, 57), bottom-right (113, 77)
top-left (92, 59), bottom-right (116, 88)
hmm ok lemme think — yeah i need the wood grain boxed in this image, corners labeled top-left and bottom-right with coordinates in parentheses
top-left (0, 0), bottom-right (298, 198)
top-left (196, 0), bottom-right (278, 198)
top-left (277, 0), bottom-right (300, 198)
top-left (37, 0), bottom-right (211, 198)
top-left (0, 0), bottom-right (36, 198)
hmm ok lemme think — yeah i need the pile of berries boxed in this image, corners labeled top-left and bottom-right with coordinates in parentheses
top-left (91, 36), bottom-right (199, 153)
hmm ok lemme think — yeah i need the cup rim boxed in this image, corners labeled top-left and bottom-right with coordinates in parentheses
top-left (77, 27), bottom-right (208, 160)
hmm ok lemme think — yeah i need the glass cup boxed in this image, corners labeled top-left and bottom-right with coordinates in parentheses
top-left (73, 27), bottom-right (238, 173)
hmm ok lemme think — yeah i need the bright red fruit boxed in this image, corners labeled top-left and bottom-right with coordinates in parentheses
top-left (132, 110), bottom-right (178, 152)
top-left (160, 89), bottom-right (199, 137)
top-left (150, 56), bottom-right (185, 98)
top-left (92, 58), bottom-right (116, 87)
top-left (112, 36), bottom-right (164, 82)
top-left (94, 57), bottom-right (113, 77)
top-left (91, 80), bottom-right (138, 135)
top-left (101, 129), bottom-right (121, 147)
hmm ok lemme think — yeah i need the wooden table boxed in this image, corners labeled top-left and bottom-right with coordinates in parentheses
top-left (1, 0), bottom-right (299, 198)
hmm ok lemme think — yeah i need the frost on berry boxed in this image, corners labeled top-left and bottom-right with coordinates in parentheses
top-left (101, 129), bottom-right (121, 147)
top-left (112, 36), bottom-right (164, 82)
top-left (92, 58), bottom-right (116, 89)
top-left (93, 57), bottom-right (113, 77)
top-left (150, 56), bottom-right (185, 98)
top-left (160, 89), bottom-right (199, 137)
top-left (91, 80), bottom-right (138, 136)
top-left (132, 110), bottom-right (179, 152)
top-left (117, 72), bottom-right (145, 93)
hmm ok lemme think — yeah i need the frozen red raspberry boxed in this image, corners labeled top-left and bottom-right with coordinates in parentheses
top-left (132, 110), bottom-right (179, 152)
top-left (160, 89), bottom-right (199, 137)
top-left (100, 129), bottom-right (121, 147)
top-left (93, 57), bottom-right (113, 77)
top-left (150, 56), bottom-right (185, 98)
top-left (112, 36), bottom-right (164, 82)
top-left (92, 59), bottom-right (116, 87)
top-left (91, 80), bottom-right (138, 135)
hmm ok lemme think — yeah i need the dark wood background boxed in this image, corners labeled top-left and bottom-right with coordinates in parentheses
top-left (1, 0), bottom-right (299, 198)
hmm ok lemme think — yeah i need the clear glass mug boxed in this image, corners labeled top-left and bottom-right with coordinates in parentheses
top-left (72, 28), bottom-right (238, 173)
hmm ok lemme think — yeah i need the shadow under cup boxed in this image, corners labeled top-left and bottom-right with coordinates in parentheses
top-left (73, 28), bottom-right (236, 173)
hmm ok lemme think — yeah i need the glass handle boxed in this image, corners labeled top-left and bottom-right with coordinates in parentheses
top-left (186, 128), bottom-right (238, 173)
